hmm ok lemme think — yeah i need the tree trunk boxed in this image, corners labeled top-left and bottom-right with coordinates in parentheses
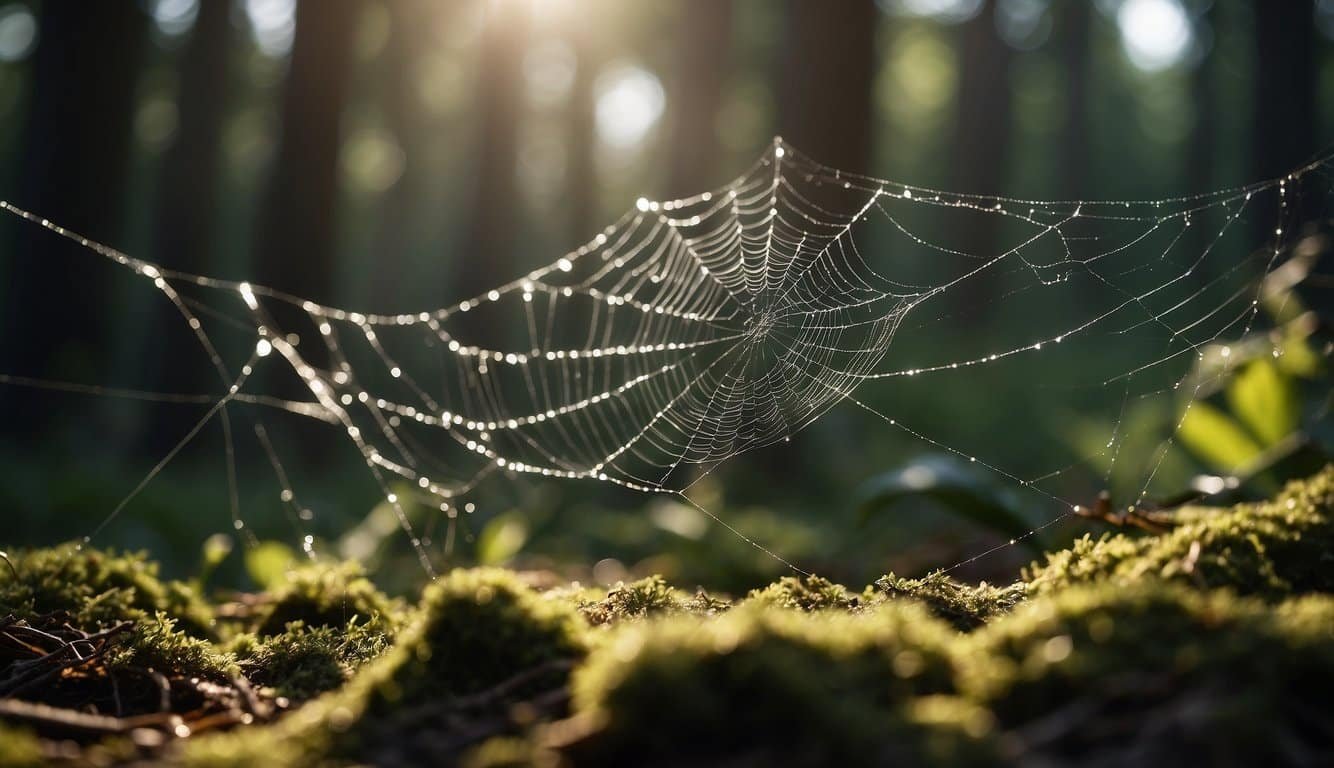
top-left (453, 0), bottom-right (530, 340)
top-left (1, 4), bottom-right (148, 436)
top-left (665, 0), bottom-right (734, 199)
top-left (1249, 0), bottom-right (1316, 260)
top-left (151, 0), bottom-right (234, 433)
top-left (1058, 0), bottom-right (1091, 200)
top-left (775, 0), bottom-right (877, 172)
top-left (564, 18), bottom-right (597, 249)
top-left (953, 0), bottom-right (1012, 199)
top-left (949, 0), bottom-right (1013, 326)
top-left (252, 0), bottom-right (360, 307)
top-left (1250, 1), bottom-right (1315, 183)
top-left (368, 0), bottom-right (429, 312)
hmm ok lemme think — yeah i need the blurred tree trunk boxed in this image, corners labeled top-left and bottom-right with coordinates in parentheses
top-left (252, 0), bottom-right (360, 308)
top-left (953, 0), bottom-right (1012, 201)
top-left (369, 0), bottom-right (429, 311)
top-left (1185, 5), bottom-right (1218, 273)
top-left (666, 0), bottom-right (733, 199)
top-left (775, 0), bottom-right (876, 171)
top-left (1058, 0), bottom-right (1091, 199)
top-left (249, 0), bottom-right (358, 454)
top-left (150, 0), bottom-right (233, 443)
top-left (765, 0), bottom-right (876, 480)
top-left (1249, 0), bottom-right (1316, 257)
top-left (1250, 1), bottom-right (1315, 182)
top-left (1186, 7), bottom-right (1217, 196)
top-left (564, 19), bottom-right (597, 249)
top-left (950, 0), bottom-right (1012, 325)
top-left (1, 4), bottom-right (148, 436)
top-left (453, 0), bottom-right (530, 340)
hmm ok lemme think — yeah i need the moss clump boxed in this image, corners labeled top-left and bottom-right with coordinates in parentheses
top-left (252, 562), bottom-right (400, 638)
top-left (0, 545), bottom-right (212, 635)
top-left (742, 574), bottom-right (858, 612)
top-left (184, 568), bottom-right (590, 768)
top-left (231, 617), bottom-right (391, 702)
top-left (875, 571), bottom-right (1025, 631)
top-left (578, 576), bottom-right (728, 626)
top-left (107, 611), bottom-right (237, 681)
top-left (379, 567), bottom-right (588, 704)
top-left (962, 583), bottom-right (1334, 765)
top-left (1025, 465), bottom-right (1334, 598)
top-left (0, 724), bottom-right (44, 768)
top-left (560, 604), bottom-right (990, 767)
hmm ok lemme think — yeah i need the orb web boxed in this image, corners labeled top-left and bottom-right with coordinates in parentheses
top-left (1, 137), bottom-right (1329, 576)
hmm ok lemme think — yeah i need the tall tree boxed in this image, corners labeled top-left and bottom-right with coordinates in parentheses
top-left (1058, 0), bottom-right (1092, 199)
top-left (369, 0), bottom-right (430, 311)
top-left (563, 18), bottom-right (598, 249)
top-left (775, 0), bottom-right (877, 172)
top-left (665, 0), bottom-right (734, 198)
top-left (252, 0), bottom-right (360, 306)
top-left (1249, 0), bottom-right (1315, 183)
top-left (950, 0), bottom-right (1013, 325)
top-left (1, 4), bottom-right (149, 435)
top-left (1249, 0), bottom-right (1316, 258)
top-left (953, 0), bottom-right (1013, 200)
top-left (151, 0), bottom-right (234, 422)
top-left (453, 0), bottom-right (531, 339)
top-left (1185, 4), bottom-right (1219, 269)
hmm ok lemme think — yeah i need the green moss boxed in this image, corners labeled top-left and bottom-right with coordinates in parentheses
top-left (0, 545), bottom-right (212, 635)
top-left (561, 603), bottom-right (992, 767)
top-left (376, 567), bottom-right (587, 704)
top-left (182, 568), bottom-right (589, 768)
top-left (578, 576), bottom-right (729, 625)
top-left (1025, 465), bottom-right (1334, 598)
top-left (232, 617), bottom-right (392, 702)
top-left (875, 571), bottom-right (1025, 631)
top-left (742, 574), bottom-right (858, 611)
top-left (253, 562), bottom-right (400, 638)
top-left (0, 724), bottom-right (44, 768)
top-left (462, 737), bottom-right (554, 768)
top-left (106, 611), bottom-right (237, 681)
top-left (963, 583), bottom-right (1334, 764)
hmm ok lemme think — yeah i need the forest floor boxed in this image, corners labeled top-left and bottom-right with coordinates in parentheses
top-left (0, 465), bottom-right (1332, 767)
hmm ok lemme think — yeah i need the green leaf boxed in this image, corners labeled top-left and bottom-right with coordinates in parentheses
top-left (856, 455), bottom-right (1041, 553)
top-left (476, 513), bottom-right (528, 565)
top-left (1276, 328), bottom-right (1323, 379)
top-left (1226, 359), bottom-right (1299, 447)
top-left (201, 533), bottom-right (234, 571)
top-left (244, 540), bottom-right (298, 590)
top-left (1177, 401), bottom-right (1264, 472)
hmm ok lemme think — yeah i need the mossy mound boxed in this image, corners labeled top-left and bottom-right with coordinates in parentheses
top-left (1025, 466), bottom-right (1334, 598)
top-left (962, 583), bottom-right (1334, 765)
top-left (875, 571), bottom-right (1025, 630)
top-left (107, 612), bottom-right (237, 681)
top-left (577, 576), bottom-right (728, 626)
top-left (0, 724), bottom-right (43, 768)
top-left (252, 562), bottom-right (401, 638)
top-left (555, 603), bottom-right (986, 767)
top-left (8, 468), bottom-right (1334, 767)
top-left (182, 568), bottom-right (590, 767)
top-left (380, 567), bottom-right (587, 703)
top-left (0, 545), bottom-right (212, 635)
top-left (231, 617), bottom-right (392, 702)
top-left (742, 573), bottom-right (860, 611)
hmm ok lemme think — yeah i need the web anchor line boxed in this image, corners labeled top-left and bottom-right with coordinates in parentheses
top-left (0, 137), bottom-right (1329, 577)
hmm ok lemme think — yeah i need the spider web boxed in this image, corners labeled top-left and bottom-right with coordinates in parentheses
top-left (2, 137), bottom-right (1330, 577)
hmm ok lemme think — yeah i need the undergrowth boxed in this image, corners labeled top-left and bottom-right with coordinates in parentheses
top-left (0, 465), bottom-right (1329, 767)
